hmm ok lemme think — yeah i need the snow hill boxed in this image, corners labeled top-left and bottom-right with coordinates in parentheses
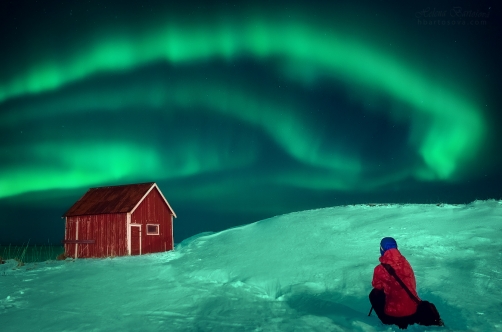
top-left (1, 200), bottom-right (501, 331)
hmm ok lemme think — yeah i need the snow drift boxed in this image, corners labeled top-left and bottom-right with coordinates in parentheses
top-left (1, 200), bottom-right (501, 331)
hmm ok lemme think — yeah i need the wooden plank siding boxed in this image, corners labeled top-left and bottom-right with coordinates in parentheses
top-left (131, 187), bottom-right (173, 254)
top-left (65, 214), bottom-right (127, 258)
top-left (64, 218), bottom-right (77, 258)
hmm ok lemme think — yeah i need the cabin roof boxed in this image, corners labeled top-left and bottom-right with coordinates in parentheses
top-left (63, 182), bottom-right (175, 217)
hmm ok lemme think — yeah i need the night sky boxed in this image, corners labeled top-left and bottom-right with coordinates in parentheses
top-left (1, 1), bottom-right (500, 244)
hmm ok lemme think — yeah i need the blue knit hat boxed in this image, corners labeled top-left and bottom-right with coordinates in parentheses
top-left (380, 237), bottom-right (397, 256)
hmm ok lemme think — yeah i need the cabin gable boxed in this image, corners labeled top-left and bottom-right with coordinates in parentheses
top-left (131, 186), bottom-right (174, 254)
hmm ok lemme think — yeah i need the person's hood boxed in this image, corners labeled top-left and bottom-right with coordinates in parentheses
top-left (379, 248), bottom-right (402, 265)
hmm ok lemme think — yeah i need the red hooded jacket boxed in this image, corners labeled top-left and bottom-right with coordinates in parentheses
top-left (372, 248), bottom-right (420, 317)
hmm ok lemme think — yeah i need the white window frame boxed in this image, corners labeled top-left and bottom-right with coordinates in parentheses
top-left (146, 224), bottom-right (160, 235)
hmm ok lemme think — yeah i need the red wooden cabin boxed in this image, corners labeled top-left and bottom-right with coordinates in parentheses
top-left (62, 182), bottom-right (176, 258)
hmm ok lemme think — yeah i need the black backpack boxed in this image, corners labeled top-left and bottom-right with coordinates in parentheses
top-left (381, 263), bottom-right (444, 327)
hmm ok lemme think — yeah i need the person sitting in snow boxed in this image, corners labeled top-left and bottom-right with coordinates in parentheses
top-left (369, 237), bottom-right (418, 329)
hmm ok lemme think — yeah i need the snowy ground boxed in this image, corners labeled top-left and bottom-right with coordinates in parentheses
top-left (1, 200), bottom-right (501, 331)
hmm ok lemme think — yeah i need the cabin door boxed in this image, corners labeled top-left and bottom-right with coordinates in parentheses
top-left (130, 225), bottom-right (141, 255)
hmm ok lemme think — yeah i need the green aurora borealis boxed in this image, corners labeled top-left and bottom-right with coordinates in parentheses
top-left (0, 1), bottom-right (500, 243)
